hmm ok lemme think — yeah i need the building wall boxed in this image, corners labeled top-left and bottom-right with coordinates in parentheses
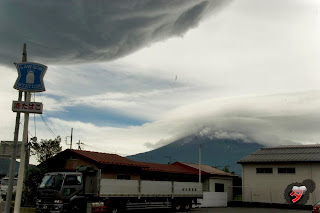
top-left (209, 177), bottom-right (233, 201)
top-left (242, 163), bottom-right (320, 205)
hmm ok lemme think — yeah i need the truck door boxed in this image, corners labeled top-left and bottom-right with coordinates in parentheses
top-left (62, 174), bottom-right (83, 198)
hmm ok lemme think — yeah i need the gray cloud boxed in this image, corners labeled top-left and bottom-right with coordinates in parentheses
top-left (0, 0), bottom-right (229, 66)
top-left (144, 91), bottom-right (320, 149)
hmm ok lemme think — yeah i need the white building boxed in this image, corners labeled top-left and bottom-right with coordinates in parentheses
top-left (174, 162), bottom-right (235, 207)
top-left (238, 144), bottom-right (320, 205)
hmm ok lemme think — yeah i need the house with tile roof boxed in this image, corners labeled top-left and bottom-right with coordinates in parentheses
top-left (44, 149), bottom-right (236, 207)
top-left (44, 149), bottom-right (219, 182)
top-left (238, 144), bottom-right (320, 206)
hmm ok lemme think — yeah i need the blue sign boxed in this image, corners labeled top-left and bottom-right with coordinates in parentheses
top-left (13, 62), bottom-right (47, 92)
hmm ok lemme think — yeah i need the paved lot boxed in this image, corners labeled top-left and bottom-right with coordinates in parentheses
top-left (0, 201), bottom-right (312, 213)
top-left (128, 207), bottom-right (311, 213)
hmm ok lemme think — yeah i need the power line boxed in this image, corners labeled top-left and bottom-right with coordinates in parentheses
top-left (81, 143), bottom-right (111, 153)
top-left (19, 121), bottom-right (34, 138)
top-left (37, 94), bottom-right (63, 137)
top-left (40, 114), bottom-right (56, 137)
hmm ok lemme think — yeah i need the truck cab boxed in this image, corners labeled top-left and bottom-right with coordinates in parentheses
top-left (36, 172), bottom-right (84, 213)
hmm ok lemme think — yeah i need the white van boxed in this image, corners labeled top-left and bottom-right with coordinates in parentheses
top-left (1, 177), bottom-right (18, 200)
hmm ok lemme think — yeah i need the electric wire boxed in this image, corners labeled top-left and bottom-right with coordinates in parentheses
top-left (81, 143), bottom-right (112, 153)
top-left (37, 93), bottom-right (63, 137)
top-left (39, 115), bottom-right (56, 137)
top-left (19, 121), bottom-right (34, 138)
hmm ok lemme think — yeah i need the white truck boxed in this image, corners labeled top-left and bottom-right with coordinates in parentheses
top-left (1, 177), bottom-right (18, 201)
top-left (36, 166), bottom-right (202, 213)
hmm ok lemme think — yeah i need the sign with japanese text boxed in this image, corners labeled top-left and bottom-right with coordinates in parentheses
top-left (13, 62), bottom-right (47, 92)
top-left (12, 101), bottom-right (43, 114)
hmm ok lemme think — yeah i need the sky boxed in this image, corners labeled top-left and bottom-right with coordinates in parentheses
top-left (1, 0), bottom-right (320, 164)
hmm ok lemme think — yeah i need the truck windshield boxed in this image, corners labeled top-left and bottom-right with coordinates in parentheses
top-left (39, 174), bottom-right (64, 190)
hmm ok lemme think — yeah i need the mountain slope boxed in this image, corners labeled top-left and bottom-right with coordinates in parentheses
top-left (0, 159), bottom-right (20, 175)
top-left (128, 136), bottom-right (263, 176)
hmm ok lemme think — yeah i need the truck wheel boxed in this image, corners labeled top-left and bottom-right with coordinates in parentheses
top-left (109, 206), bottom-right (119, 213)
top-left (71, 202), bottom-right (86, 213)
top-left (182, 201), bottom-right (191, 211)
top-left (71, 204), bottom-right (80, 213)
top-left (172, 201), bottom-right (181, 212)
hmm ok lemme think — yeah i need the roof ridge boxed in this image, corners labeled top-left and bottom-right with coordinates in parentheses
top-left (70, 149), bottom-right (120, 156)
top-left (261, 145), bottom-right (320, 149)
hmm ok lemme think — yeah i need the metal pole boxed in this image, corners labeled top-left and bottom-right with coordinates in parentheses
top-left (70, 128), bottom-right (73, 149)
top-left (14, 91), bottom-right (31, 213)
top-left (4, 43), bottom-right (26, 213)
top-left (199, 146), bottom-right (201, 183)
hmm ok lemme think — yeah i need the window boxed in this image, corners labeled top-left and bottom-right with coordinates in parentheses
top-left (117, 174), bottom-right (131, 180)
top-left (278, 168), bottom-right (295, 174)
top-left (215, 183), bottom-right (224, 192)
top-left (64, 175), bottom-right (82, 185)
top-left (256, 168), bottom-right (273, 174)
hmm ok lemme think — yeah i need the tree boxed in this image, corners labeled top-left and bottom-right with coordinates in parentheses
top-left (30, 136), bottom-right (62, 163)
top-left (22, 166), bottom-right (49, 207)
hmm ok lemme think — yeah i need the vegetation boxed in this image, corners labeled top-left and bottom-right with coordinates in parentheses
top-left (22, 166), bottom-right (49, 207)
top-left (21, 136), bottom-right (62, 207)
top-left (30, 136), bottom-right (62, 163)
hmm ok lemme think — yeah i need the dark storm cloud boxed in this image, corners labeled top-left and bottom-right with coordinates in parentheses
top-left (0, 0), bottom-right (229, 66)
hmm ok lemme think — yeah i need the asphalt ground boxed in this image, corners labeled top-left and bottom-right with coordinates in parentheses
top-left (0, 201), bottom-right (312, 213)
top-left (127, 207), bottom-right (311, 213)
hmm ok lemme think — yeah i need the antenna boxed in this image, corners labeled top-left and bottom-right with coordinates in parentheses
top-left (76, 140), bottom-right (84, 150)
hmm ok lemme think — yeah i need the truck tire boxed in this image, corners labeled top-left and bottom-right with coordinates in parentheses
top-left (182, 200), bottom-right (191, 211)
top-left (71, 201), bottom-right (86, 213)
top-left (109, 206), bottom-right (119, 213)
top-left (71, 204), bottom-right (81, 213)
top-left (171, 200), bottom-right (181, 212)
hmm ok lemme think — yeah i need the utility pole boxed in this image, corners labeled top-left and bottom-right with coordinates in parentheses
top-left (7, 43), bottom-right (47, 213)
top-left (14, 90), bottom-right (31, 213)
top-left (70, 128), bottom-right (73, 149)
top-left (199, 143), bottom-right (204, 184)
top-left (66, 128), bottom-right (73, 149)
top-left (4, 44), bottom-right (26, 213)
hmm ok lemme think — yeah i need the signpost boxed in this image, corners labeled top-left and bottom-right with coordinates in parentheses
top-left (12, 101), bottom-right (43, 114)
top-left (5, 44), bottom-right (47, 213)
top-left (13, 62), bottom-right (47, 92)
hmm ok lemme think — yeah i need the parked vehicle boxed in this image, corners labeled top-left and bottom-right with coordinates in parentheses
top-left (313, 201), bottom-right (320, 213)
top-left (36, 166), bottom-right (202, 213)
top-left (1, 177), bottom-right (18, 201)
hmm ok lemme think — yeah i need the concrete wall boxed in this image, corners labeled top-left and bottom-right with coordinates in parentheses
top-left (242, 162), bottom-right (320, 205)
top-left (198, 192), bottom-right (228, 207)
top-left (209, 177), bottom-right (233, 201)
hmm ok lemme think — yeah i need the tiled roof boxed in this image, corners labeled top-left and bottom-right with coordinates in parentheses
top-left (69, 149), bottom-right (144, 167)
top-left (174, 162), bottom-right (236, 177)
top-left (238, 144), bottom-right (320, 164)
top-left (58, 149), bottom-right (231, 176)
top-left (66, 150), bottom-right (198, 174)
top-left (140, 162), bottom-right (198, 175)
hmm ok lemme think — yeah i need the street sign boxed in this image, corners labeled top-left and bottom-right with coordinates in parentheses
top-left (0, 141), bottom-right (22, 158)
top-left (12, 101), bottom-right (43, 114)
top-left (13, 62), bottom-right (47, 92)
